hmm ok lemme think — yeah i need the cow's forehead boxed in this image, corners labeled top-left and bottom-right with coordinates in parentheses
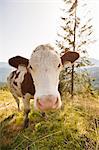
top-left (30, 44), bottom-right (61, 66)
top-left (32, 44), bottom-right (59, 56)
top-left (33, 44), bottom-right (55, 52)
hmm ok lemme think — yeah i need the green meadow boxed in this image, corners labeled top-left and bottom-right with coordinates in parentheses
top-left (0, 88), bottom-right (99, 150)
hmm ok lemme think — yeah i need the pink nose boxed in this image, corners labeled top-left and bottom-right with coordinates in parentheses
top-left (36, 95), bottom-right (60, 111)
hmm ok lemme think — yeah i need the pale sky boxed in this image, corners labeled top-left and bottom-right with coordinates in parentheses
top-left (0, 0), bottom-right (99, 62)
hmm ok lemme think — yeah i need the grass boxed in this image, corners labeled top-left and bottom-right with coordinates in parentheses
top-left (0, 89), bottom-right (99, 150)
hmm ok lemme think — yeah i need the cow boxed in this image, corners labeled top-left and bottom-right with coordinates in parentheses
top-left (7, 44), bottom-right (79, 128)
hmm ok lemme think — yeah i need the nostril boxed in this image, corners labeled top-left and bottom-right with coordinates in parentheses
top-left (55, 98), bottom-right (58, 105)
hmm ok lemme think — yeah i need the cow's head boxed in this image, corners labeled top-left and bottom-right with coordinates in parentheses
top-left (29, 44), bottom-right (79, 111)
top-left (9, 44), bottom-right (79, 111)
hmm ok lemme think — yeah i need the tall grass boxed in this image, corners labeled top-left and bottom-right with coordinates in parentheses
top-left (0, 90), bottom-right (99, 150)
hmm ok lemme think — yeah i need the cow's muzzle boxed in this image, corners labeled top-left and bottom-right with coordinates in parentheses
top-left (36, 95), bottom-right (62, 111)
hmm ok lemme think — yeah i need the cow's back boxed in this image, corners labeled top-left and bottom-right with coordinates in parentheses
top-left (7, 66), bottom-right (35, 98)
top-left (7, 70), bottom-right (23, 97)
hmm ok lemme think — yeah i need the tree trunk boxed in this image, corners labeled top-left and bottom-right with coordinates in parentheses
top-left (71, 0), bottom-right (77, 98)
top-left (71, 64), bottom-right (74, 98)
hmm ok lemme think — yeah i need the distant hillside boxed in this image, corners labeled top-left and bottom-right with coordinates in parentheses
top-left (79, 58), bottom-right (99, 89)
top-left (90, 58), bottom-right (99, 66)
top-left (0, 59), bottom-right (99, 89)
top-left (88, 67), bottom-right (99, 89)
top-left (79, 66), bottom-right (99, 89)
top-left (0, 62), bottom-right (13, 83)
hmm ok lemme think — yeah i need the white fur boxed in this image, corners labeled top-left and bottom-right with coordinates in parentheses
top-left (29, 44), bottom-right (62, 103)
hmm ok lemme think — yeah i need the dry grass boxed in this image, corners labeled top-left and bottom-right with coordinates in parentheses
top-left (0, 90), bottom-right (99, 150)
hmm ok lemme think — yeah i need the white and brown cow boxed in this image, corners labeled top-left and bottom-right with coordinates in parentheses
top-left (7, 44), bottom-right (79, 127)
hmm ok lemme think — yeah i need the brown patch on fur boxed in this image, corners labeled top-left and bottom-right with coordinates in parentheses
top-left (21, 72), bottom-right (35, 96)
top-left (15, 72), bottom-right (20, 79)
top-left (13, 81), bottom-right (17, 86)
top-left (10, 70), bottom-right (17, 79)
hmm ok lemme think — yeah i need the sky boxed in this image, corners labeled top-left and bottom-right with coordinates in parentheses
top-left (0, 0), bottom-right (99, 62)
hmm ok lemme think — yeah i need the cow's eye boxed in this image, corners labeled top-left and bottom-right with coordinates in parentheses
top-left (58, 63), bottom-right (61, 68)
top-left (30, 65), bottom-right (32, 70)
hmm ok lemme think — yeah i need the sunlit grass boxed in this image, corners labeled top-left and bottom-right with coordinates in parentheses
top-left (0, 89), bottom-right (99, 150)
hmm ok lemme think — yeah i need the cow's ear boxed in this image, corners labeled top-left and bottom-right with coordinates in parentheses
top-left (8, 56), bottom-right (29, 68)
top-left (61, 51), bottom-right (79, 65)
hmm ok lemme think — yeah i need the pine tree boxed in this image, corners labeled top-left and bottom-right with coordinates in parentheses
top-left (56, 0), bottom-right (95, 97)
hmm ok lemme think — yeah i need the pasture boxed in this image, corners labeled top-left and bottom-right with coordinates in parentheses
top-left (0, 89), bottom-right (99, 150)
